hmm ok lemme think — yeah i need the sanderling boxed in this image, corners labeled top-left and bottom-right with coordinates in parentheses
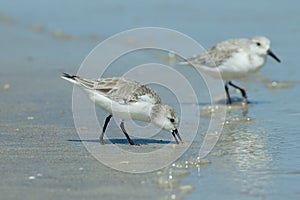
top-left (181, 36), bottom-right (281, 104)
top-left (61, 73), bottom-right (182, 145)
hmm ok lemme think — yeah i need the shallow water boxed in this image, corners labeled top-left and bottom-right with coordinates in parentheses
top-left (1, 0), bottom-right (300, 199)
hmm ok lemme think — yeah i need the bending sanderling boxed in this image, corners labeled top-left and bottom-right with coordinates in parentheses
top-left (181, 36), bottom-right (281, 104)
top-left (61, 73), bottom-right (182, 145)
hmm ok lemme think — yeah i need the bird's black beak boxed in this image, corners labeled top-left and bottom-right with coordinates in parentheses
top-left (171, 129), bottom-right (182, 144)
top-left (267, 49), bottom-right (281, 63)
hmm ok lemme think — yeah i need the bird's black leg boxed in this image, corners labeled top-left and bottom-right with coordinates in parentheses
top-left (100, 114), bottom-right (112, 144)
top-left (225, 82), bottom-right (232, 104)
top-left (228, 81), bottom-right (248, 102)
top-left (120, 121), bottom-right (135, 145)
top-left (171, 131), bottom-right (179, 144)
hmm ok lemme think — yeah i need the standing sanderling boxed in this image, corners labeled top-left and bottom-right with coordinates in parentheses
top-left (181, 36), bottom-right (281, 104)
top-left (61, 73), bottom-right (182, 145)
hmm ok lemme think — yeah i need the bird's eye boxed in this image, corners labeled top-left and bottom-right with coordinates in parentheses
top-left (170, 118), bottom-right (175, 123)
top-left (256, 42), bottom-right (261, 46)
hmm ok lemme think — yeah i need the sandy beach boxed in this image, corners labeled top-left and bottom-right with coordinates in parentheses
top-left (1, 1), bottom-right (300, 199)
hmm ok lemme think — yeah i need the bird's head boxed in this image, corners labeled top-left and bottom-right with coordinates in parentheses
top-left (251, 36), bottom-right (281, 63)
top-left (150, 104), bottom-right (182, 144)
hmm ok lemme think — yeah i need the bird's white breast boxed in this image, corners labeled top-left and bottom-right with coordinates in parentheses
top-left (218, 51), bottom-right (266, 80)
top-left (88, 91), bottom-right (153, 122)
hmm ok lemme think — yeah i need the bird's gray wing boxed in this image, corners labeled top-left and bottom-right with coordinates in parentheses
top-left (106, 78), bottom-right (162, 105)
top-left (62, 73), bottom-right (163, 105)
top-left (76, 77), bottom-right (161, 105)
top-left (186, 39), bottom-right (245, 68)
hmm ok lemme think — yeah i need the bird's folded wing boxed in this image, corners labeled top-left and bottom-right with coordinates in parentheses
top-left (77, 77), bottom-right (161, 105)
top-left (186, 40), bottom-right (243, 68)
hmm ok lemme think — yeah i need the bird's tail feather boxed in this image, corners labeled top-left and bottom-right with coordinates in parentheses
top-left (61, 72), bottom-right (79, 85)
top-left (61, 72), bottom-right (96, 89)
top-left (178, 60), bottom-right (189, 65)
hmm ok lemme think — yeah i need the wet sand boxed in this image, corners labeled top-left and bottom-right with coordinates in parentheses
top-left (0, 125), bottom-right (167, 200)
